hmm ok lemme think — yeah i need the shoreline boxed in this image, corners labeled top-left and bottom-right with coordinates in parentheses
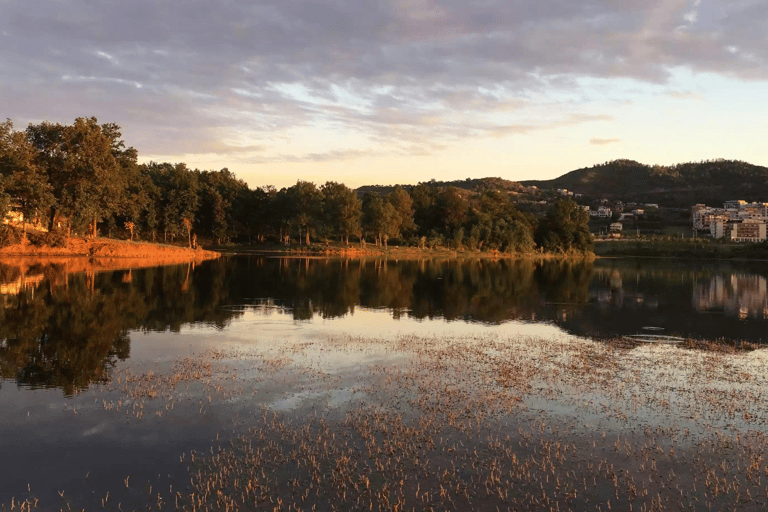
top-left (215, 243), bottom-right (596, 260)
top-left (0, 237), bottom-right (221, 273)
top-left (593, 239), bottom-right (768, 261)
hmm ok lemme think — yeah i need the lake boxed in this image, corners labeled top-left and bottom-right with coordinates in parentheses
top-left (2, 255), bottom-right (768, 511)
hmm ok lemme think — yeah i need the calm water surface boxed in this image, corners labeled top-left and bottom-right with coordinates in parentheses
top-left (2, 255), bottom-right (768, 511)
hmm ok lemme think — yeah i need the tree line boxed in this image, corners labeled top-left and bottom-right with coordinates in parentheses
top-left (0, 117), bottom-right (591, 253)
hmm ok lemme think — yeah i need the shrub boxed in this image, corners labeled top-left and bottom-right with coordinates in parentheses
top-left (0, 225), bottom-right (23, 247)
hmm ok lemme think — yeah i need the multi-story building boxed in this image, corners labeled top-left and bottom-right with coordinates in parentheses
top-left (589, 206), bottom-right (612, 218)
top-left (692, 204), bottom-right (726, 231)
top-left (731, 220), bottom-right (767, 242)
top-left (710, 216), bottom-right (731, 239)
top-left (696, 200), bottom-right (768, 242)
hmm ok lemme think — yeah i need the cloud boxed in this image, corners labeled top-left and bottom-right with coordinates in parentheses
top-left (590, 138), bottom-right (622, 145)
top-left (255, 148), bottom-right (381, 164)
top-left (0, 0), bottom-right (765, 162)
top-left (666, 90), bottom-right (704, 100)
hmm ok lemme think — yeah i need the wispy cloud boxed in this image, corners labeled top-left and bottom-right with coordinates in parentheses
top-left (666, 90), bottom-right (704, 100)
top-left (590, 138), bottom-right (621, 145)
top-left (0, 0), bottom-right (765, 167)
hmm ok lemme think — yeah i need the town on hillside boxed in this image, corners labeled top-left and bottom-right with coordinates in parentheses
top-left (693, 201), bottom-right (768, 242)
top-left (553, 188), bottom-right (768, 243)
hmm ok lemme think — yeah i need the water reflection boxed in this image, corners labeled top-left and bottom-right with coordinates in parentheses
top-left (0, 260), bottom-right (235, 395)
top-left (694, 273), bottom-right (768, 319)
top-left (3, 256), bottom-right (768, 393)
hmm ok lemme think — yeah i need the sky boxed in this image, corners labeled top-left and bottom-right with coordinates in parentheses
top-left (2, 0), bottom-right (767, 190)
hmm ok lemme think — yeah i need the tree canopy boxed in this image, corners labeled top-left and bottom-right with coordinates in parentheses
top-left (0, 116), bottom-right (592, 255)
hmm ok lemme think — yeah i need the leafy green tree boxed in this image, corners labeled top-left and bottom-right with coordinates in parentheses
top-left (362, 193), bottom-right (398, 247)
top-left (503, 219), bottom-right (535, 253)
top-left (120, 164), bottom-right (161, 241)
top-left (0, 120), bottom-right (55, 232)
top-left (246, 186), bottom-right (277, 243)
top-left (435, 187), bottom-right (469, 233)
top-left (410, 183), bottom-right (438, 235)
top-left (284, 181), bottom-right (322, 245)
top-left (272, 187), bottom-right (297, 244)
top-left (146, 162), bottom-right (200, 243)
top-left (387, 185), bottom-right (416, 242)
top-left (321, 181), bottom-right (362, 244)
top-left (196, 169), bottom-right (250, 244)
top-left (536, 198), bottom-right (593, 253)
top-left (24, 117), bottom-right (134, 237)
top-left (25, 120), bottom-right (66, 230)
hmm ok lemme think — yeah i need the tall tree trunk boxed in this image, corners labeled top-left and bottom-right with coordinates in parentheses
top-left (48, 208), bottom-right (57, 232)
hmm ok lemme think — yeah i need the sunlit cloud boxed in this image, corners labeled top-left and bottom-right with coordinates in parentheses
top-left (1, 0), bottom-right (766, 187)
top-left (590, 138), bottom-right (622, 145)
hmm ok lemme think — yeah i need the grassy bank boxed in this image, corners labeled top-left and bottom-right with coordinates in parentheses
top-left (594, 238), bottom-right (768, 259)
top-left (0, 227), bottom-right (220, 262)
top-left (213, 241), bottom-right (595, 260)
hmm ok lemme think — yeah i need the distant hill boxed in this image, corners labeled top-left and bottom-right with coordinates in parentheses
top-left (521, 159), bottom-right (768, 207)
top-left (355, 177), bottom-right (527, 197)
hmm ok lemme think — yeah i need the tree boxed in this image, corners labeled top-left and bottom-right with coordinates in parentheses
top-left (284, 181), bottom-right (322, 245)
top-left (362, 193), bottom-right (398, 247)
top-left (25, 117), bottom-right (134, 237)
top-left (536, 198), bottom-right (593, 253)
top-left (24, 120), bottom-right (65, 230)
top-left (0, 120), bottom-right (54, 235)
top-left (182, 217), bottom-right (193, 247)
top-left (386, 186), bottom-right (416, 242)
top-left (321, 182), bottom-right (362, 244)
top-left (121, 165), bottom-right (160, 241)
top-left (435, 187), bottom-right (469, 233)
top-left (146, 162), bottom-right (199, 243)
top-left (411, 183), bottom-right (438, 236)
top-left (196, 168), bottom-right (250, 244)
top-left (124, 221), bottom-right (135, 241)
top-left (246, 186), bottom-right (277, 243)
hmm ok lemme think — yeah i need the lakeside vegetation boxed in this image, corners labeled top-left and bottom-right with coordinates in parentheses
top-left (0, 117), bottom-right (594, 255)
top-left (10, 117), bottom-right (768, 259)
top-left (594, 237), bottom-right (768, 260)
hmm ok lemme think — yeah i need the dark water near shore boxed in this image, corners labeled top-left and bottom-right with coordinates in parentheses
top-left (2, 255), bottom-right (768, 511)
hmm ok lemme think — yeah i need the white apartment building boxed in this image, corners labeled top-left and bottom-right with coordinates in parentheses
top-left (693, 204), bottom-right (720, 231)
top-left (710, 217), bottom-right (730, 239)
top-left (731, 220), bottom-right (768, 242)
top-left (589, 206), bottom-right (612, 218)
top-left (697, 200), bottom-right (768, 242)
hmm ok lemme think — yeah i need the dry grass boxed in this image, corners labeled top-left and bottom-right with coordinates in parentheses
top-left (4, 334), bottom-right (768, 512)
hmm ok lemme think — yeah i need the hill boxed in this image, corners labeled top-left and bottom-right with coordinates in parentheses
top-left (521, 159), bottom-right (768, 207)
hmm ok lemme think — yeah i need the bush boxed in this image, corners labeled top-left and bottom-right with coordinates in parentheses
top-left (0, 225), bottom-right (23, 247)
top-left (27, 229), bottom-right (68, 248)
top-left (42, 230), bottom-right (68, 248)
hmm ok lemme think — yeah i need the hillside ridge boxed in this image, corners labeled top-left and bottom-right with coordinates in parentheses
top-left (520, 159), bottom-right (768, 206)
top-left (354, 159), bottom-right (768, 208)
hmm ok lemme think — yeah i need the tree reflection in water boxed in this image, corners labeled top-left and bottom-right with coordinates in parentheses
top-left (3, 256), bottom-right (768, 394)
top-left (0, 260), bottom-right (235, 395)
